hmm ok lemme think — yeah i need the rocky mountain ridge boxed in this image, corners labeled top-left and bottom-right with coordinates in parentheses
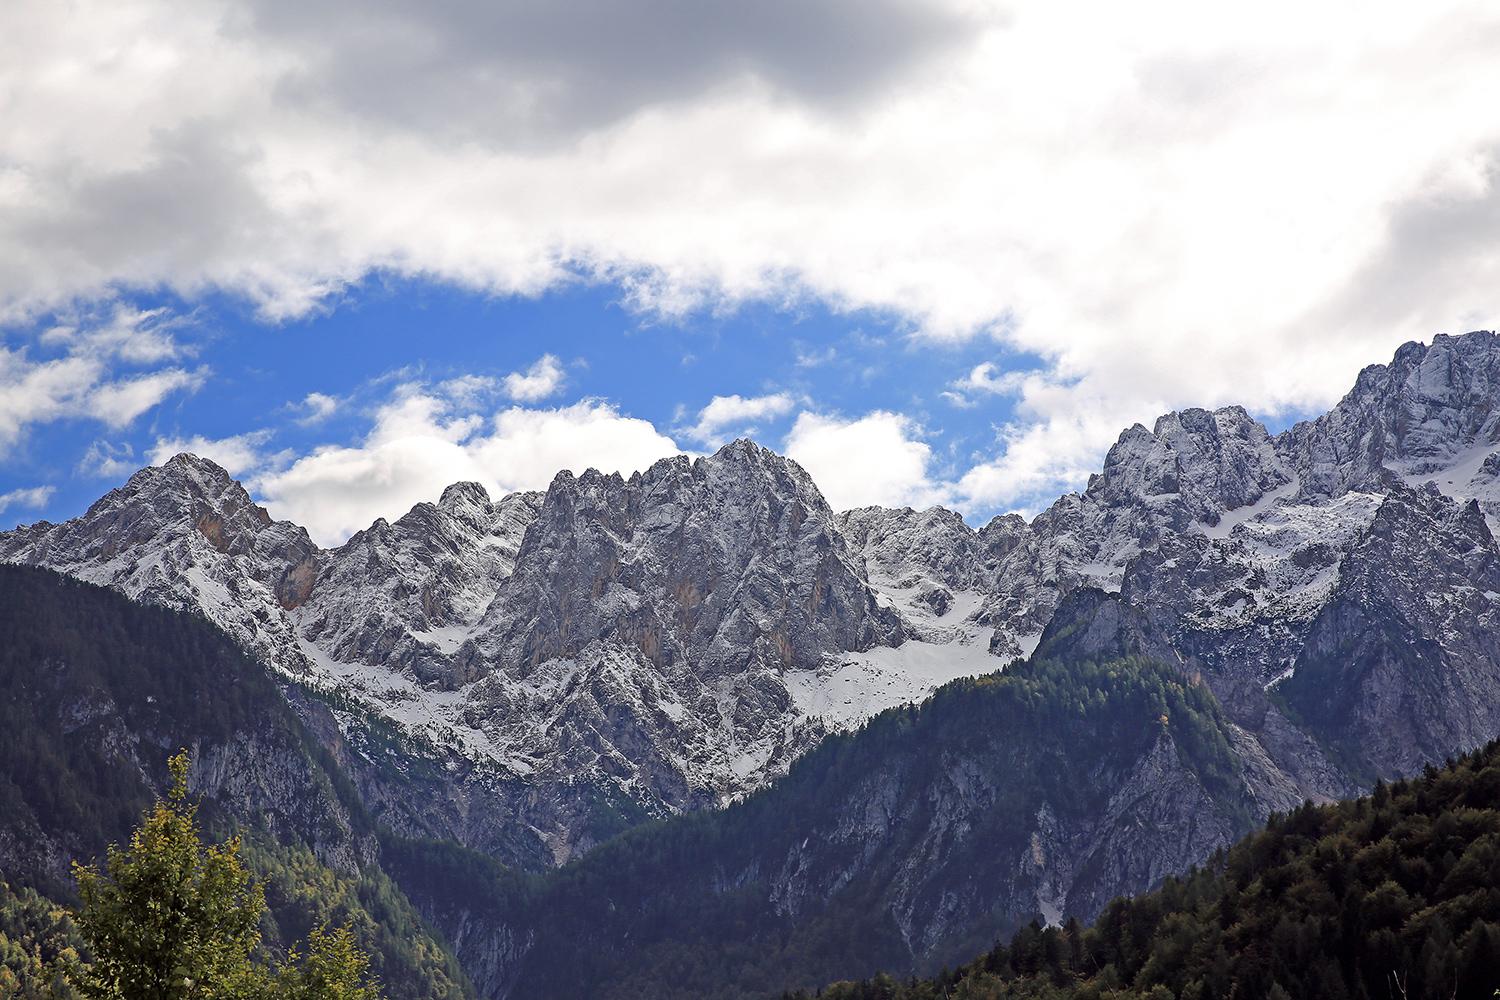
top-left (6, 331), bottom-right (1500, 884)
top-left (0, 440), bottom-right (969, 868)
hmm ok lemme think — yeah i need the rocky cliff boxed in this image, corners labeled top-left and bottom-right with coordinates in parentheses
top-left (383, 588), bottom-right (1343, 1000)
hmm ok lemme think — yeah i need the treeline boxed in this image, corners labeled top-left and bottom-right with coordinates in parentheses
top-left (782, 739), bottom-right (1500, 1000)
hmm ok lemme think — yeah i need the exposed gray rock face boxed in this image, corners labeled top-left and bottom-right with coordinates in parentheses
top-left (296, 482), bottom-right (543, 689)
top-left (189, 728), bottom-right (375, 872)
top-left (1093, 406), bottom-right (1292, 521)
top-left (840, 504), bottom-right (993, 622)
top-left (1282, 333), bottom-right (1500, 497)
top-left (1277, 483), bottom-right (1500, 777)
top-left (484, 441), bottom-right (900, 686)
top-left (975, 405), bottom-right (1296, 654)
top-left (0, 454), bottom-right (321, 674)
top-left (1030, 586), bottom-right (1186, 666)
top-left (411, 442), bottom-right (912, 861)
top-left (426, 910), bottom-right (533, 1000)
top-left (971, 332), bottom-right (1500, 787)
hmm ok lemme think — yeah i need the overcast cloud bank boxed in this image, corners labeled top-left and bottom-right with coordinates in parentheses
top-left (4, 0), bottom-right (1500, 531)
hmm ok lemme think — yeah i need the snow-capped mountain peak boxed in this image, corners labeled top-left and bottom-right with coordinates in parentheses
top-left (9, 333), bottom-right (1500, 871)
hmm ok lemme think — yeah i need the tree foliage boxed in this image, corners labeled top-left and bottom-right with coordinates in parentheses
top-left (65, 752), bottom-right (380, 1000)
top-left (0, 880), bottom-right (84, 999)
top-left (71, 753), bottom-right (263, 1000)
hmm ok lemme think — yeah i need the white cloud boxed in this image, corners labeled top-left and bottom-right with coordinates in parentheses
top-left (501, 355), bottom-right (567, 402)
top-left (784, 410), bottom-right (945, 511)
top-left (40, 305), bottom-right (189, 363)
top-left (470, 402), bottom-right (683, 487)
top-left (296, 391), bottom-right (341, 424)
top-left (149, 429), bottom-right (276, 477)
top-left (86, 367), bottom-right (207, 426)
top-left (0, 306), bottom-right (205, 451)
top-left (440, 374), bottom-right (499, 406)
top-left (0, 351), bottom-right (101, 447)
top-left (955, 396), bottom-right (1148, 514)
top-left (795, 347), bottom-right (837, 367)
top-left (246, 385), bottom-right (682, 544)
top-left (79, 440), bottom-right (137, 478)
top-left (682, 392), bottom-right (797, 445)
top-left (7, 1), bottom-right (1500, 502)
top-left (0, 485), bottom-right (55, 515)
top-left (942, 361), bottom-right (1029, 407)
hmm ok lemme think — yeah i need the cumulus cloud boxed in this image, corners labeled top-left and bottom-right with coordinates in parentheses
top-left (40, 305), bottom-right (189, 363)
top-left (148, 430), bottom-right (277, 477)
top-left (0, 485), bottom-right (55, 516)
top-left (0, 305), bottom-right (206, 451)
top-left (682, 392), bottom-right (797, 445)
top-left (79, 440), bottom-right (138, 478)
top-left (8, 1), bottom-right (1500, 506)
top-left (954, 396), bottom-right (1148, 513)
top-left (784, 410), bottom-right (945, 511)
top-left (1312, 146), bottom-right (1500, 336)
top-left (501, 354), bottom-right (567, 402)
top-left (237, 384), bottom-right (682, 544)
top-left (86, 368), bottom-right (207, 426)
top-left (296, 392), bottom-right (341, 424)
top-left (942, 361), bottom-right (1029, 407)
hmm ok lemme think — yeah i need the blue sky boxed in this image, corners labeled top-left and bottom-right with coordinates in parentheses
top-left (3, 1), bottom-right (1499, 543)
top-left (2, 281), bottom-right (1061, 541)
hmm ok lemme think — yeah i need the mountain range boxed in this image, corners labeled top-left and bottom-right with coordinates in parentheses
top-left (5, 330), bottom-right (1500, 997)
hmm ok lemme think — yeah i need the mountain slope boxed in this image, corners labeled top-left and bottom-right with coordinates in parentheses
top-left (5, 333), bottom-right (1500, 996)
top-left (0, 565), bottom-right (365, 892)
top-left (815, 736), bottom-right (1500, 1000)
top-left (0, 442), bottom-right (985, 869)
top-left (0, 564), bottom-right (472, 1000)
top-left (381, 591), bottom-right (1341, 1000)
top-left (10, 336), bottom-right (1500, 872)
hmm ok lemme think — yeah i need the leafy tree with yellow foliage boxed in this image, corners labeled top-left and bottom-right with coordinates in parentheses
top-left (65, 751), bottom-right (379, 1000)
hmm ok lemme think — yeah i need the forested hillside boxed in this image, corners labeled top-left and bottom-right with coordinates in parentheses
top-left (0, 879), bottom-right (82, 997)
top-left (385, 645), bottom-right (1255, 1000)
top-left (0, 565), bottom-right (472, 1000)
top-left (791, 740), bottom-right (1500, 1000)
